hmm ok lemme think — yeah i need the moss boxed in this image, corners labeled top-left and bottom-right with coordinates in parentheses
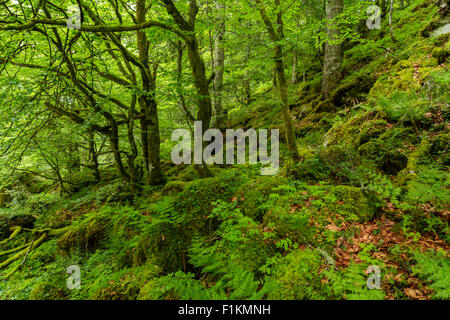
top-left (419, 14), bottom-right (443, 37)
top-left (29, 281), bottom-right (63, 300)
top-left (330, 74), bottom-right (376, 107)
top-left (0, 192), bottom-right (11, 207)
top-left (57, 212), bottom-right (110, 253)
top-left (90, 265), bottom-right (160, 300)
top-left (319, 144), bottom-right (353, 167)
top-left (267, 249), bottom-right (326, 300)
top-left (431, 48), bottom-right (450, 64)
top-left (235, 176), bottom-right (288, 221)
top-left (174, 174), bottom-right (241, 234)
top-left (313, 99), bottom-right (337, 113)
top-left (357, 120), bottom-right (389, 145)
top-left (326, 186), bottom-right (380, 222)
top-left (295, 112), bottom-right (328, 137)
top-left (133, 220), bottom-right (187, 273)
top-left (397, 137), bottom-right (431, 187)
top-left (430, 133), bottom-right (449, 156)
top-left (175, 166), bottom-right (197, 182)
top-left (323, 110), bottom-right (384, 148)
top-left (162, 180), bottom-right (186, 196)
top-left (358, 140), bottom-right (408, 175)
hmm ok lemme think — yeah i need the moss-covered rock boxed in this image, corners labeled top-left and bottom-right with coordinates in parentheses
top-left (0, 214), bottom-right (36, 240)
top-left (322, 110), bottom-right (385, 148)
top-left (326, 185), bottom-right (380, 222)
top-left (162, 180), bottom-right (186, 196)
top-left (133, 220), bottom-right (188, 273)
top-left (173, 174), bottom-right (241, 234)
top-left (90, 265), bottom-right (160, 300)
top-left (358, 140), bottom-right (409, 175)
top-left (319, 145), bottom-right (353, 167)
top-left (397, 136), bottom-right (432, 187)
top-left (29, 281), bottom-right (64, 300)
top-left (235, 176), bottom-right (288, 221)
top-left (0, 192), bottom-right (11, 207)
top-left (57, 212), bottom-right (110, 253)
top-left (173, 166), bottom-right (197, 182)
top-left (357, 119), bottom-right (389, 145)
top-left (267, 249), bottom-right (326, 300)
top-left (330, 74), bottom-right (376, 107)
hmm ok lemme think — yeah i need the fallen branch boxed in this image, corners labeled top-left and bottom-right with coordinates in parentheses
top-left (5, 235), bottom-right (37, 279)
top-left (0, 233), bottom-right (47, 271)
top-left (0, 242), bottom-right (31, 257)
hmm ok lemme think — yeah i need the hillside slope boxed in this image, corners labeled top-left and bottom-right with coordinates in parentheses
top-left (0, 0), bottom-right (448, 300)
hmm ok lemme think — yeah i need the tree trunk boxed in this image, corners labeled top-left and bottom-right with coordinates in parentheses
top-left (136, 0), bottom-right (164, 185)
top-left (162, 0), bottom-right (213, 178)
top-left (88, 133), bottom-right (100, 182)
top-left (321, 0), bottom-right (343, 99)
top-left (108, 119), bottom-right (130, 181)
top-left (389, 0), bottom-right (398, 42)
top-left (213, 1), bottom-right (226, 130)
top-left (291, 49), bottom-right (299, 85)
top-left (256, 0), bottom-right (300, 162)
top-left (378, 0), bottom-right (388, 17)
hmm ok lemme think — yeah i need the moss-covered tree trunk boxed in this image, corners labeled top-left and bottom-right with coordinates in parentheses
top-left (321, 0), bottom-right (343, 99)
top-left (213, 1), bottom-right (226, 130)
top-left (163, 0), bottom-right (213, 178)
top-left (136, 0), bottom-right (164, 186)
top-left (256, 0), bottom-right (300, 162)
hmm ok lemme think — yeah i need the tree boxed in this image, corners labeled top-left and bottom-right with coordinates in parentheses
top-left (389, 0), bottom-right (398, 43)
top-left (321, 0), bottom-right (344, 99)
top-left (213, 0), bottom-right (227, 130)
top-left (255, 0), bottom-right (300, 162)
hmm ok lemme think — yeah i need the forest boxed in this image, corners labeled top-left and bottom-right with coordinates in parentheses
top-left (0, 0), bottom-right (448, 301)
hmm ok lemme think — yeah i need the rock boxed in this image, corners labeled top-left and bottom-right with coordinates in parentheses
top-left (0, 214), bottom-right (35, 240)
top-left (162, 180), bottom-right (186, 196)
top-left (0, 192), bottom-right (11, 208)
top-left (326, 186), bottom-right (380, 222)
top-left (9, 214), bottom-right (36, 229)
top-left (358, 140), bottom-right (408, 175)
top-left (0, 216), bottom-right (12, 239)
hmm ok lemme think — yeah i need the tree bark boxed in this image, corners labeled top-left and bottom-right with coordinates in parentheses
top-left (291, 49), bottom-right (299, 85)
top-left (136, 0), bottom-right (164, 185)
top-left (256, 0), bottom-right (300, 162)
top-left (212, 1), bottom-right (226, 130)
top-left (88, 133), bottom-right (101, 182)
top-left (162, 0), bottom-right (213, 178)
top-left (321, 0), bottom-right (343, 99)
top-left (389, 0), bottom-right (398, 43)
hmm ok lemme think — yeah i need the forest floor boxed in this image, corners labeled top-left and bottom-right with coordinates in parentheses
top-left (0, 0), bottom-right (449, 300)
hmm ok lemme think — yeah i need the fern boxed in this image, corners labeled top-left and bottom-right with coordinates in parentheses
top-left (186, 201), bottom-right (275, 300)
top-left (325, 262), bottom-right (386, 300)
top-left (413, 250), bottom-right (450, 300)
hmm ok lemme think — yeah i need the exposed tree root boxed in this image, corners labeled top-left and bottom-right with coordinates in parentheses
top-left (0, 226), bottom-right (68, 279)
top-left (0, 243), bottom-right (31, 257)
